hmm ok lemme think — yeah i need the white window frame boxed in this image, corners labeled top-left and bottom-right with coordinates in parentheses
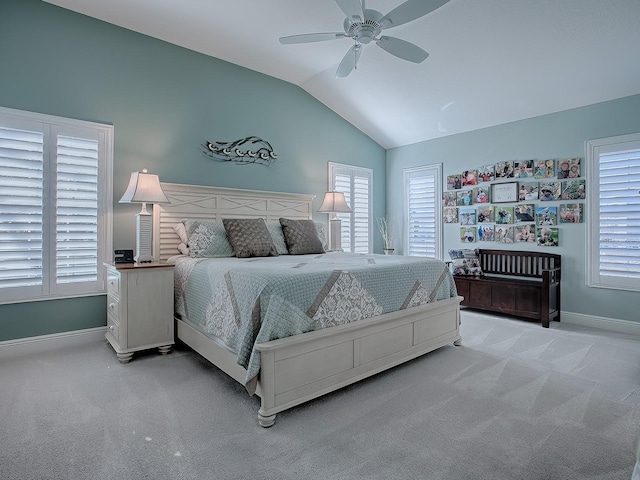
top-left (0, 106), bottom-right (113, 304)
top-left (404, 164), bottom-right (443, 259)
top-left (328, 162), bottom-right (373, 253)
top-left (586, 132), bottom-right (640, 292)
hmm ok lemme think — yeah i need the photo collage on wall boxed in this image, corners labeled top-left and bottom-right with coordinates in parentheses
top-left (444, 158), bottom-right (584, 247)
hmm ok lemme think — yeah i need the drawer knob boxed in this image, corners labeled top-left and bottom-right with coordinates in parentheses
top-left (109, 325), bottom-right (114, 331)
top-left (109, 303), bottom-right (115, 309)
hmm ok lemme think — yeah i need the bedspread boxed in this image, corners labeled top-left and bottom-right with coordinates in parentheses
top-left (174, 252), bottom-right (457, 394)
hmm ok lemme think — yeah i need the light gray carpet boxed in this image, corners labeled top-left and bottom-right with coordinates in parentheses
top-left (2, 311), bottom-right (639, 480)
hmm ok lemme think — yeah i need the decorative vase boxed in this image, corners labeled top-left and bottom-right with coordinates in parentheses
top-left (383, 248), bottom-right (395, 255)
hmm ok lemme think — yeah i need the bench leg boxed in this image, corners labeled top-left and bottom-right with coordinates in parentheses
top-left (541, 311), bottom-right (550, 328)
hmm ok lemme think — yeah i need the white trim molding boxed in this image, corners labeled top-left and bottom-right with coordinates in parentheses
top-left (0, 327), bottom-right (107, 361)
top-left (561, 311), bottom-right (640, 337)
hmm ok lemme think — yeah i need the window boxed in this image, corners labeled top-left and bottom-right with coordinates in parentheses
top-left (586, 132), bottom-right (640, 292)
top-left (328, 162), bottom-right (372, 253)
top-left (404, 164), bottom-right (442, 259)
top-left (0, 107), bottom-right (113, 303)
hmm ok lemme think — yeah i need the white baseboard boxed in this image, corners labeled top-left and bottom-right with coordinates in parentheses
top-left (0, 327), bottom-right (107, 361)
top-left (561, 311), bottom-right (640, 337)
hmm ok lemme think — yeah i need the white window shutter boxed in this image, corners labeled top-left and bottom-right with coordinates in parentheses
top-left (55, 135), bottom-right (100, 285)
top-left (587, 133), bottom-right (640, 291)
top-left (595, 150), bottom-right (640, 279)
top-left (329, 163), bottom-right (372, 254)
top-left (0, 126), bottom-right (44, 292)
top-left (405, 165), bottom-right (442, 258)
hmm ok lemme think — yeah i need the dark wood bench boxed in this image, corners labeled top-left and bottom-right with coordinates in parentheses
top-left (452, 249), bottom-right (561, 328)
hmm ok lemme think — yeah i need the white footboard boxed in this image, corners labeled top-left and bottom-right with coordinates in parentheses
top-left (178, 295), bottom-right (462, 427)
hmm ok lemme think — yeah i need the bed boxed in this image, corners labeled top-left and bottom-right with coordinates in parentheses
top-left (153, 182), bottom-right (463, 427)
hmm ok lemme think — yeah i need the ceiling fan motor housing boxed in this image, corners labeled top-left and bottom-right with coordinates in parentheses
top-left (343, 9), bottom-right (383, 44)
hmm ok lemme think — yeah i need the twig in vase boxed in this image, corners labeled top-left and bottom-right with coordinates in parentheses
top-left (376, 217), bottom-right (393, 250)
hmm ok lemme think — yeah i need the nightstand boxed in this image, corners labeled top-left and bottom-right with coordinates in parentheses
top-left (104, 262), bottom-right (175, 363)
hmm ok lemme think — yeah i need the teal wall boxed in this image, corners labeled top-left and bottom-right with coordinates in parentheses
top-left (0, 0), bottom-right (386, 341)
top-left (387, 94), bottom-right (640, 324)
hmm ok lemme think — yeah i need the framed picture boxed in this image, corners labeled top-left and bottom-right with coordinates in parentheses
top-left (491, 182), bottom-right (518, 203)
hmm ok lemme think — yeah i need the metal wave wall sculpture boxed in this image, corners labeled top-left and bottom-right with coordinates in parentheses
top-left (203, 136), bottom-right (278, 166)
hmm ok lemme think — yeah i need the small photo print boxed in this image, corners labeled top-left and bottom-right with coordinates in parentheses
top-left (478, 224), bottom-right (495, 242)
top-left (443, 207), bottom-right (458, 223)
top-left (495, 161), bottom-right (515, 179)
top-left (460, 226), bottom-right (477, 243)
top-left (457, 190), bottom-right (473, 206)
top-left (536, 206), bottom-right (557, 226)
top-left (477, 205), bottom-right (494, 223)
top-left (557, 158), bottom-right (581, 179)
top-left (447, 174), bottom-right (462, 190)
top-left (559, 203), bottom-right (583, 223)
top-left (495, 206), bottom-right (514, 224)
top-left (473, 186), bottom-right (490, 203)
top-left (534, 160), bottom-right (555, 179)
top-left (515, 204), bottom-right (535, 222)
top-left (443, 191), bottom-right (457, 207)
top-left (459, 208), bottom-right (476, 225)
top-left (539, 182), bottom-right (561, 201)
top-left (514, 160), bottom-right (534, 179)
top-left (519, 183), bottom-right (539, 201)
top-left (461, 170), bottom-right (478, 187)
top-left (479, 165), bottom-right (495, 183)
top-left (561, 179), bottom-right (586, 200)
top-left (537, 227), bottom-right (559, 246)
top-left (456, 189), bottom-right (473, 207)
top-left (514, 224), bottom-right (535, 243)
top-left (495, 226), bottom-right (514, 244)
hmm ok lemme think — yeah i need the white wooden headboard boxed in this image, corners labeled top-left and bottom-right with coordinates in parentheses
top-left (152, 182), bottom-right (316, 262)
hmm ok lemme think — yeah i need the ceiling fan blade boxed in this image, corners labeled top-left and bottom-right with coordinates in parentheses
top-left (279, 33), bottom-right (346, 44)
top-left (335, 0), bottom-right (364, 22)
top-left (335, 44), bottom-right (362, 78)
top-left (376, 36), bottom-right (429, 63)
top-left (380, 0), bottom-right (450, 29)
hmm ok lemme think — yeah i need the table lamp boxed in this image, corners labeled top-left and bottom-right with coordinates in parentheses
top-left (317, 191), bottom-right (352, 251)
top-left (119, 169), bottom-right (169, 263)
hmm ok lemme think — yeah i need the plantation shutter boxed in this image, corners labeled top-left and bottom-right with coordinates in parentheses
top-left (596, 148), bottom-right (640, 279)
top-left (56, 135), bottom-right (99, 285)
top-left (0, 126), bottom-right (45, 292)
top-left (0, 107), bottom-right (113, 304)
top-left (329, 163), bottom-right (372, 253)
top-left (405, 165), bottom-right (442, 258)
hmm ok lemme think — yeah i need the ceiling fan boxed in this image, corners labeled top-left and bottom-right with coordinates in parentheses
top-left (279, 0), bottom-right (451, 77)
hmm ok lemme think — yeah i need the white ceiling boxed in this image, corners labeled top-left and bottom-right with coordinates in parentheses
top-left (44, 0), bottom-right (640, 149)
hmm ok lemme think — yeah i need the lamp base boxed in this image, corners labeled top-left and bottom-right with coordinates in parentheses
top-left (135, 212), bottom-right (153, 263)
top-left (329, 218), bottom-right (343, 252)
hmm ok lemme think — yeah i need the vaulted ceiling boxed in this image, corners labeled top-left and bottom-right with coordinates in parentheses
top-left (44, 0), bottom-right (640, 149)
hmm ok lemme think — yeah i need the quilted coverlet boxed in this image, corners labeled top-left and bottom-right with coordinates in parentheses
top-left (174, 252), bottom-right (457, 394)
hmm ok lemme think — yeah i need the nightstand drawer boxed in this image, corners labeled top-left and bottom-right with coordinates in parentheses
top-left (107, 294), bottom-right (120, 319)
top-left (106, 270), bottom-right (120, 295)
top-left (106, 315), bottom-right (120, 343)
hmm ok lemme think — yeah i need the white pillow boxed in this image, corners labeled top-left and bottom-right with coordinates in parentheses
top-left (177, 243), bottom-right (189, 255)
top-left (173, 223), bottom-right (189, 244)
top-left (314, 221), bottom-right (329, 252)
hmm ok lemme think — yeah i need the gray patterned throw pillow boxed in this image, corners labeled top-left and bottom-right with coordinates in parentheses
top-left (279, 218), bottom-right (325, 255)
top-left (183, 219), bottom-right (234, 258)
top-left (223, 218), bottom-right (278, 258)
